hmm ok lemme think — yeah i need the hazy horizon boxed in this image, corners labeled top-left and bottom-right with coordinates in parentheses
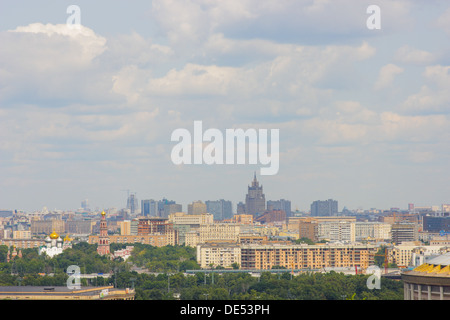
top-left (1, 1), bottom-right (450, 212)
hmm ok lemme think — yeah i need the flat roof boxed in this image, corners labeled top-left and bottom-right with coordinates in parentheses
top-left (427, 252), bottom-right (450, 267)
top-left (0, 286), bottom-right (113, 295)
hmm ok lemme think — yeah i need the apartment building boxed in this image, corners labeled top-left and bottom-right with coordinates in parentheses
top-left (185, 223), bottom-right (241, 247)
top-left (232, 214), bottom-right (253, 225)
top-left (168, 212), bottom-right (214, 225)
top-left (355, 222), bottom-right (391, 241)
top-left (240, 244), bottom-right (377, 270)
top-left (391, 223), bottom-right (419, 244)
top-left (317, 221), bottom-right (355, 242)
top-left (298, 217), bottom-right (356, 242)
top-left (388, 243), bottom-right (448, 267)
top-left (89, 233), bottom-right (176, 247)
top-left (200, 223), bottom-right (240, 243)
top-left (30, 220), bottom-right (65, 235)
top-left (196, 243), bottom-right (241, 269)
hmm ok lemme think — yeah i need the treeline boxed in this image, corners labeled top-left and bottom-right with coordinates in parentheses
top-left (0, 243), bottom-right (403, 300)
top-left (127, 243), bottom-right (201, 272)
top-left (114, 269), bottom-right (403, 300)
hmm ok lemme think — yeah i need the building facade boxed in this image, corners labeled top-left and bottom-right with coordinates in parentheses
top-left (316, 221), bottom-right (355, 243)
top-left (188, 201), bottom-right (207, 215)
top-left (245, 173), bottom-right (266, 216)
top-left (168, 212), bottom-right (214, 225)
top-left (240, 244), bottom-right (376, 270)
top-left (127, 193), bottom-right (139, 215)
top-left (206, 199), bottom-right (233, 221)
top-left (185, 223), bottom-right (241, 247)
top-left (391, 222), bottom-right (419, 244)
top-left (310, 199), bottom-right (338, 217)
top-left (402, 252), bottom-right (450, 300)
top-left (31, 220), bottom-right (65, 236)
top-left (141, 199), bottom-right (158, 216)
top-left (267, 199), bottom-right (292, 217)
top-left (89, 233), bottom-right (176, 247)
top-left (197, 243), bottom-right (241, 269)
top-left (355, 222), bottom-right (391, 241)
top-left (97, 211), bottom-right (110, 256)
top-left (0, 286), bottom-right (135, 300)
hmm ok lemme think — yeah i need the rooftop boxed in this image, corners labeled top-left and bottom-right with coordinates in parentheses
top-left (410, 252), bottom-right (450, 276)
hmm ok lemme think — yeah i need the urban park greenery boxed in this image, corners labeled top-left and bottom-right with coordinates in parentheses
top-left (0, 243), bottom-right (403, 300)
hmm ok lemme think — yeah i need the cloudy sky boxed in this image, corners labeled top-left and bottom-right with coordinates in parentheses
top-left (1, 0), bottom-right (450, 212)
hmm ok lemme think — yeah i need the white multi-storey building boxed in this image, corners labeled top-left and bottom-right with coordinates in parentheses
top-left (196, 243), bottom-right (241, 269)
top-left (168, 212), bottom-right (214, 225)
top-left (317, 221), bottom-right (355, 242)
top-left (355, 222), bottom-right (391, 241)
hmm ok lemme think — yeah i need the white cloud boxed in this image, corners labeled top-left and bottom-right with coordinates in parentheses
top-left (9, 23), bottom-right (107, 65)
top-left (402, 65), bottom-right (450, 114)
top-left (394, 45), bottom-right (435, 65)
top-left (374, 63), bottom-right (404, 90)
top-left (0, 23), bottom-right (111, 104)
top-left (436, 7), bottom-right (450, 35)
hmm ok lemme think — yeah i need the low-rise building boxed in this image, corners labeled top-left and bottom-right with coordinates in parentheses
top-left (197, 243), bottom-right (241, 269)
top-left (0, 286), bottom-right (135, 300)
top-left (402, 252), bottom-right (450, 300)
top-left (89, 233), bottom-right (176, 247)
top-left (388, 242), bottom-right (450, 267)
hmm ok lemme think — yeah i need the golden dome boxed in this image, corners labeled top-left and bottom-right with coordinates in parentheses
top-left (101, 210), bottom-right (106, 216)
top-left (49, 231), bottom-right (59, 239)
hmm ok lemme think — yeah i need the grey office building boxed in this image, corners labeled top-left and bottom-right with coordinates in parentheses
top-left (267, 199), bottom-right (292, 217)
top-left (310, 199), bottom-right (338, 216)
top-left (141, 199), bottom-right (158, 217)
top-left (206, 199), bottom-right (233, 221)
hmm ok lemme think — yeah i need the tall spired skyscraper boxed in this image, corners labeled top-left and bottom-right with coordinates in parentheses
top-left (245, 173), bottom-right (266, 216)
top-left (97, 211), bottom-right (110, 256)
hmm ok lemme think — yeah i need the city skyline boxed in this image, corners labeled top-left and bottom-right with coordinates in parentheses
top-left (1, 1), bottom-right (450, 212)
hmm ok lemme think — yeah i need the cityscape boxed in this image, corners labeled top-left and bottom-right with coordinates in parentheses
top-left (1, 0), bottom-right (450, 310)
top-left (0, 173), bottom-right (450, 301)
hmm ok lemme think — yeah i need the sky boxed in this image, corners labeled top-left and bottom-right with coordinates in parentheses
top-left (1, 0), bottom-right (450, 212)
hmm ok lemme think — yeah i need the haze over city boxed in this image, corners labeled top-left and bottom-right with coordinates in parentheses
top-left (1, 1), bottom-right (450, 212)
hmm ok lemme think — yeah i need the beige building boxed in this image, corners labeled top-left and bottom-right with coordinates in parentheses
top-left (298, 217), bottom-right (357, 242)
top-left (66, 220), bottom-right (92, 235)
top-left (89, 232), bottom-right (177, 247)
top-left (232, 214), bottom-right (253, 225)
top-left (430, 234), bottom-right (450, 246)
top-left (286, 217), bottom-right (302, 232)
top-left (391, 223), bottom-right (420, 244)
top-left (196, 243), bottom-right (241, 269)
top-left (13, 230), bottom-right (31, 239)
top-left (355, 222), bottom-right (391, 241)
top-left (188, 201), bottom-right (207, 215)
top-left (31, 220), bottom-right (65, 235)
top-left (299, 219), bottom-right (318, 242)
top-left (0, 238), bottom-right (45, 249)
top-left (118, 220), bottom-right (132, 235)
top-left (0, 286), bottom-right (135, 300)
top-left (185, 223), bottom-right (241, 247)
top-left (185, 231), bottom-right (200, 247)
top-left (240, 243), bottom-right (376, 270)
top-left (199, 223), bottom-right (240, 243)
top-left (168, 212), bottom-right (214, 225)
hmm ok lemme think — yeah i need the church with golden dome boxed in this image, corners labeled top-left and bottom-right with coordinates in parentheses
top-left (38, 231), bottom-right (72, 258)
